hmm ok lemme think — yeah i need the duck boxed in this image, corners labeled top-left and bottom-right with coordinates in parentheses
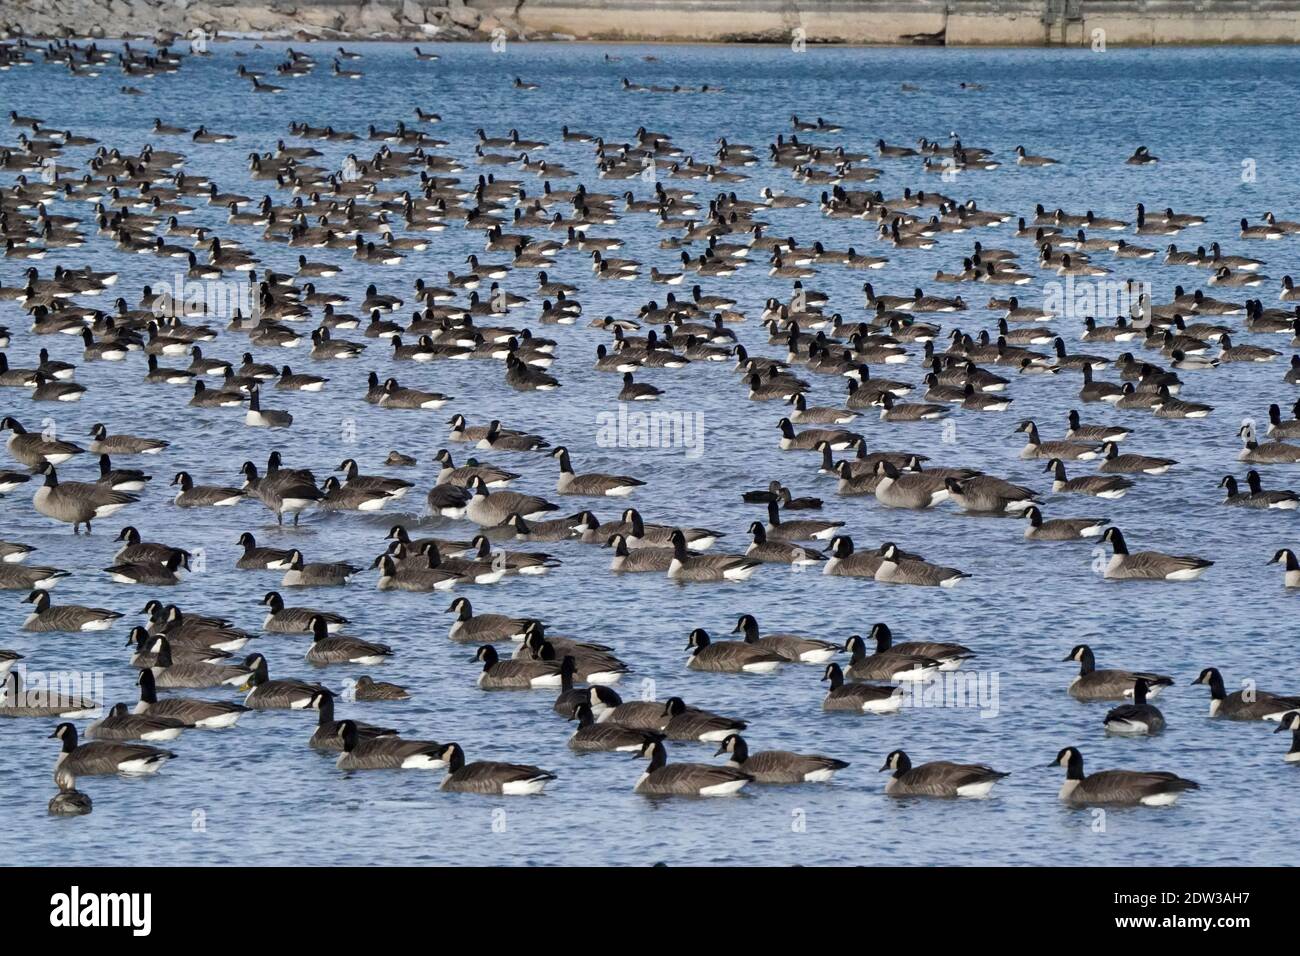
top-left (1052, 747), bottom-right (1199, 806)
top-left (1103, 678), bottom-right (1166, 735)
top-left (880, 750), bottom-right (1008, 797)
top-left (1100, 527), bottom-right (1213, 581)
top-left (21, 588), bottom-right (120, 631)
top-left (820, 662), bottom-right (903, 713)
top-left (685, 628), bottom-right (784, 673)
top-left (48, 766), bottom-right (92, 816)
top-left (49, 721), bottom-right (175, 775)
top-left (1064, 644), bottom-right (1173, 701)
top-left (1192, 667), bottom-right (1300, 720)
top-left (633, 739), bottom-right (750, 796)
top-left (354, 675), bottom-right (410, 701)
top-left (32, 462), bottom-right (137, 532)
top-left (716, 734), bottom-right (848, 783)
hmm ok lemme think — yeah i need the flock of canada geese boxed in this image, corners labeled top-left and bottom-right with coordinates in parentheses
top-left (2, 36), bottom-right (1300, 824)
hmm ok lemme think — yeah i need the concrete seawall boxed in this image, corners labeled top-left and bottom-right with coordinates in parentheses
top-left (5, 0), bottom-right (1300, 46)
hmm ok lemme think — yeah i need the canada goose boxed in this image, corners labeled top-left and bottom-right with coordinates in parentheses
top-left (173, 470), bottom-right (243, 507)
top-left (281, 551), bottom-right (359, 587)
top-left (1065, 409), bottom-right (1131, 443)
top-left (875, 543), bottom-right (968, 587)
top-left (474, 644), bottom-right (562, 689)
top-left (1064, 644), bottom-right (1173, 701)
top-left (0, 562), bottom-right (69, 590)
top-left (1103, 678), bottom-right (1166, 736)
top-left (245, 385), bottom-right (292, 428)
top-left (235, 532), bottom-right (293, 570)
top-left (568, 703), bottom-right (665, 752)
top-left (22, 588), bottom-right (120, 631)
top-left (1100, 527), bottom-right (1213, 581)
top-left (135, 668), bottom-right (247, 728)
top-left (633, 739), bottom-right (750, 796)
top-left (104, 552), bottom-right (187, 585)
top-left (550, 446), bottom-right (645, 496)
top-left (868, 621), bottom-right (973, 670)
top-left (1222, 471), bottom-right (1299, 509)
top-left (1275, 711), bottom-right (1300, 762)
top-left (1044, 458), bottom-right (1132, 498)
top-left (710, 733), bottom-right (846, 785)
top-left (1014, 420), bottom-right (1099, 461)
top-left (241, 652), bottom-right (328, 709)
top-left (1192, 667), bottom-right (1300, 720)
top-left (686, 628), bottom-right (784, 674)
top-left (762, 500), bottom-right (843, 541)
top-left (334, 720), bottom-right (447, 771)
top-left (1238, 423), bottom-right (1300, 463)
top-left (439, 741), bottom-right (555, 794)
top-left (1098, 442), bottom-right (1175, 475)
top-left (32, 462), bottom-right (137, 532)
top-left (873, 461), bottom-right (948, 509)
top-left (731, 613), bottom-right (837, 663)
top-left (618, 508), bottom-right (720, 551)
top-left (880, 750), bottom-right (1008, 797)
top-left (305, 615), bottom-right (392, 666)
top-left (49, 766), bottom-right (92, 816)
top-left (87, 702), bottom-right (189, 742)
top-left (147, 636), bottom-right (250, 688)
top-left (605, 533), bottom-right (674, 572)
top-left (1052, 747), bottom-right (1198, 806)
top-left (844, 633), bottom-right (940, 681)
top-left (466, 476), bottom-right (558, 525)
top-left (1022, 505), bottom-right (1108, 540)
top-left (821, 662), bottom-right (903, 713)
top-left (445, 597), bottom-right (537, 643)
top-left (667, 529), bottom-right (760, 582)
top-left (433, 449), bottom-right (519, 488)
top-left (1, 669), bottom-right (98, 718)
top-left (0, 540), bottom-right (33, 563)
top-left (944, 475), bottom-right (1039, 513)
top-left (261, 590), bottom-right (348, 633)
top-left (50, 722), bottom-right (175, 775)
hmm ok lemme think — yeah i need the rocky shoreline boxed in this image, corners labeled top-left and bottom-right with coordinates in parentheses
top-left (5, 0), bottom-right (1300, 46)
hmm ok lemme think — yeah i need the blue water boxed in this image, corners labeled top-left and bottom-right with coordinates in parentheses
top-left (1, 40), bottom-right (1298, 866)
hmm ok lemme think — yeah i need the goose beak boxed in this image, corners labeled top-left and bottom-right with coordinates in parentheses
top-left (878, 762), bottom-right (891, 772)
top-left (237, 680), bottom-right (253, 692)
top-left (1274, 723), bottom-right (1287, 733)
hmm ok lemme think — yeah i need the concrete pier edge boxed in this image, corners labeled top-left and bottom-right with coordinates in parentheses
top-left (4, 0), bottom-right (1300, 47)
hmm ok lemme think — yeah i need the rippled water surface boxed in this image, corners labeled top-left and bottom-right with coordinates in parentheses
top-left (2, 41), bottom-right (1299, 866)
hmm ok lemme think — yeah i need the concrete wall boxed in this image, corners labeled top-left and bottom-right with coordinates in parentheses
top-left (6, 0), bottom-right (1300, 45)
